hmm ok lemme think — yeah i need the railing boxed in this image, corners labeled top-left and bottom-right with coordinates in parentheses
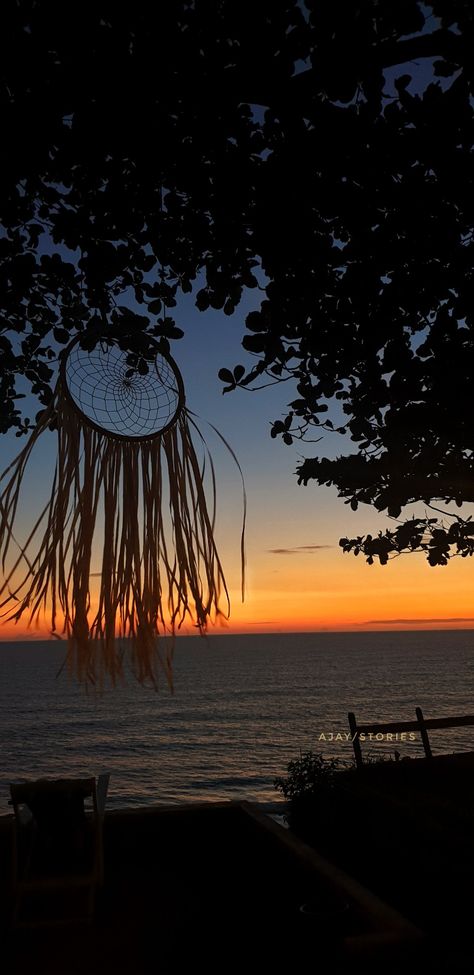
top-left (347, 708), bottom-right (474, 769)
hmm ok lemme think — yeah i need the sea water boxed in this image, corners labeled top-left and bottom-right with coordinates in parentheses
top-left (0, 630), bottom-right (473, 812)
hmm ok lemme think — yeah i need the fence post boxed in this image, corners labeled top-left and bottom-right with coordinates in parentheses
top-left (415, 706), bottom-right (432, 759)
top-left (348, 712), bottom-right (363, 769)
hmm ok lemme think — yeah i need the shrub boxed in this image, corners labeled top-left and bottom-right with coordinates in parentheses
top-left (274, 751), bottom-right (343, 802)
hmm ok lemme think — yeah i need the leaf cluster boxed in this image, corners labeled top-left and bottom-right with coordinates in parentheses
top-left (1, 1), bottom-right (474, 564)
top-left (274, 751), bottom-right (342, 801)
top-left (340, 514), bottom-right (474, 566)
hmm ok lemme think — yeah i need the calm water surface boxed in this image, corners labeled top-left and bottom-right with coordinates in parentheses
top-left (0, 630), bottom-right (473, 812)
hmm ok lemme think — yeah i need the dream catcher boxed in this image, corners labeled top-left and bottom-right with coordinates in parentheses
top-left (0, 335), bottom-right (245, 688)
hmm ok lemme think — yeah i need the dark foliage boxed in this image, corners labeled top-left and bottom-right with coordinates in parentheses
top-left (274, 751), bottom-right (342, 801)
top-left (1, 1), bottom-right (473, 561)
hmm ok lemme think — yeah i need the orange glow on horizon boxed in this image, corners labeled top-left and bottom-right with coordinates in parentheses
top-left (1, 531), bottom-right (473, 641)
top-left (2, 618), bottom-right (474, 642)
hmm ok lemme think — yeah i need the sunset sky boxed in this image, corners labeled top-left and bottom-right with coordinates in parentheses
top-left (1, 282), bottom-right (473, 640)
top-left (2, 13), bottom-right (471, 643)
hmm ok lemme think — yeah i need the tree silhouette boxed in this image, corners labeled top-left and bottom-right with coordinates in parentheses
top-left (1, 1), bottom-right (473, 564)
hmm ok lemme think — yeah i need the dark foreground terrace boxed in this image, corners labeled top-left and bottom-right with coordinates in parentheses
top-left (0, 799), bottom-right (427, 975)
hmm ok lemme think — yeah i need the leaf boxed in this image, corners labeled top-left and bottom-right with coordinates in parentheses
top-left (242, 272), bottom-right (258, 288)
top-left (433, 59), bottom-right (459, 78)
top-left (289, 399), bottom-right (306, 411)
top-left (158, 322), bottom-right (184, 340)
top-left (36, 362), bottom-right (53, 381)
top-left (157, 337), bottom-right (170, 355)
top-left (271, 420), bottom-right (285, 439)
top-left (218, 368), bottom-right (234, 384)
top-left (148, 299), bottom-right (162, 315)
top-left (387, 505), bottom-right (402, 518)
top-left (141, 255), bottom-right (156, 272)
top-left (245, 311), bottom-right (263, 333)
top-left (209, 291), bottom-right (226, 310)
top-left (242, 334), bottom-right (266, 353)
top-left (195, 290), bottom-right (210, 312)
top-left (53, 327), bottom-right (70, 344)
top-left (233, 365), bottom-right (245, 383)
top-left (394, 74), bottom-right (412, 92)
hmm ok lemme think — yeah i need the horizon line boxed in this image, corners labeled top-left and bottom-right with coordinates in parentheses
top-left (1, 623), bottom-right (474, 644)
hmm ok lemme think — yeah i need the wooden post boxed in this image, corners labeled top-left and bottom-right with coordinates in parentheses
top-left (348, 712), bottom-right (363, 769)
top-left (415, 706), bottom-right (432, 759)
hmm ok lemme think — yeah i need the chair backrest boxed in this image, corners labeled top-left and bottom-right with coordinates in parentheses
top-left (10, 777), bottom-right (97, 821)
top-left (10, 777), bottom-right (98, 875)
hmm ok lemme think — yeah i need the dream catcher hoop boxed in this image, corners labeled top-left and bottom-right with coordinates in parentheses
top-left (62, 339), bottom-right (185, 442)
top-left (0, 335), bottom-right (244, 688)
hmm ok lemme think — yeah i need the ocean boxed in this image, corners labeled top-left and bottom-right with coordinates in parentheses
top-left (0, 630), bottom-right (473, 813)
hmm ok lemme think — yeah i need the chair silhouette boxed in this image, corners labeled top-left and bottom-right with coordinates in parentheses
top-left (10, 775), bottom-right (109, 925)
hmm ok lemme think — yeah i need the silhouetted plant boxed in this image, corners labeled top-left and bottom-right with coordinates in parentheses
top-left (274, 751), bottom-right (343, 801)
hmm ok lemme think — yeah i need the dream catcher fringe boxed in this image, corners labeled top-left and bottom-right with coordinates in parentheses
top-left (0, 338), bottom-right (245, 688)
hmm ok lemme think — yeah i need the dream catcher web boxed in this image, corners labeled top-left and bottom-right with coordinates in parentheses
top-left (0, 336), bottom-right (244, 688)
top-left (64, 342), bottom-right (183, 440)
